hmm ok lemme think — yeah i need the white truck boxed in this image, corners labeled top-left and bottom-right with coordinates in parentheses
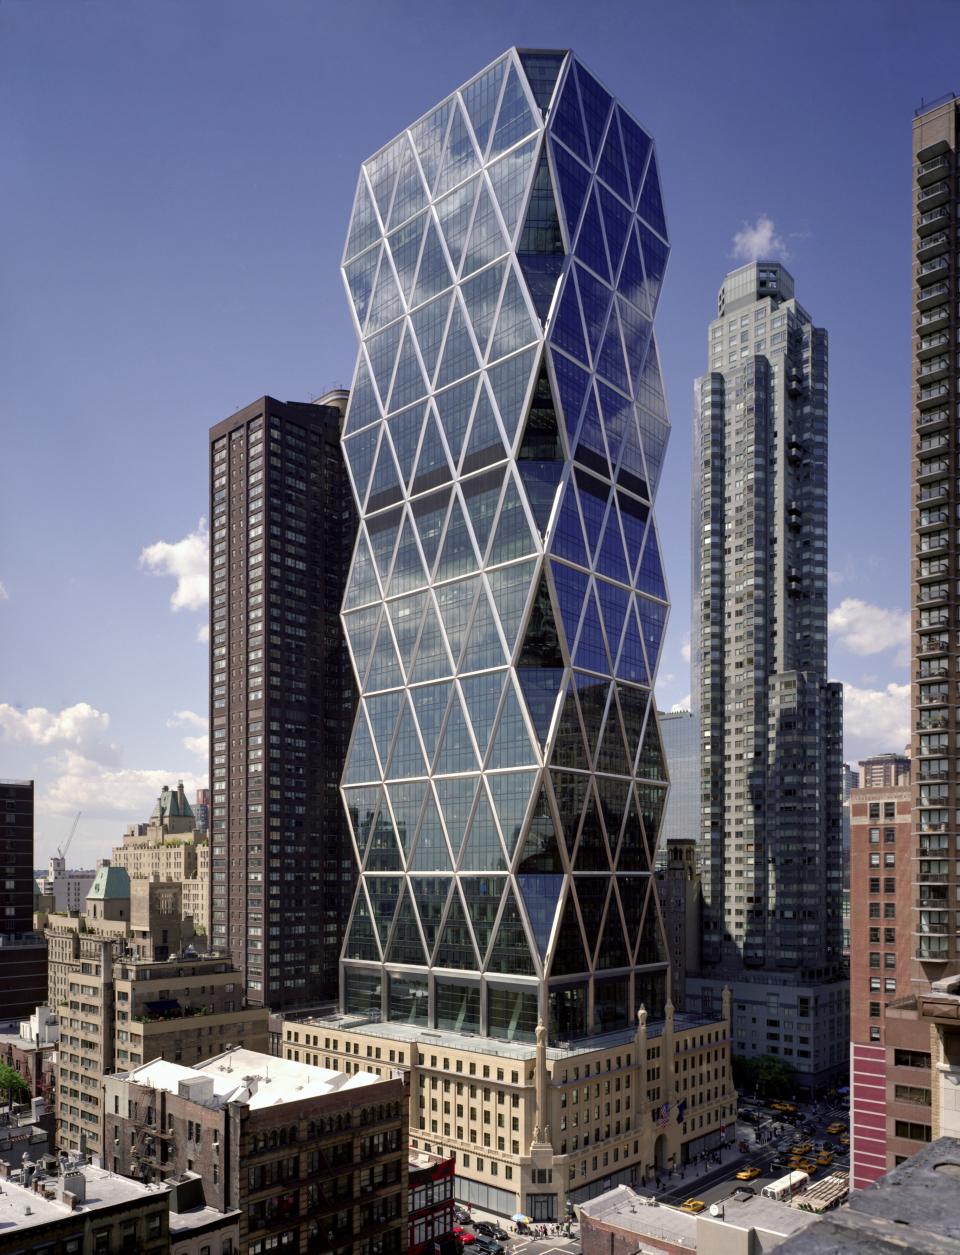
top-left (761, 1170), bottom-right (809, 1202)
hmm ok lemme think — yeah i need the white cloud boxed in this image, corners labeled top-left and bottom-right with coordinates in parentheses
top-left (671, 696), bottom-right (692, 713)
top-left (196, 623), bottom-right (210, 643)
top-left (0, 581), bottom-right (8, 601)
top-left (839, 681), bottom-right (910, 761)
top-left (139, 520), bottom-right (208, 613)
top-left (167, 710), bottom-right (208, 758)
top-left (0, 702), bottom-right (114, 760)
top-left (828, 598), bottom-right (909, 657)
top-left (182, 735), bottom-right (208, 757)
top-left (680, 635), bottom-right (691, 663)
top-left (731, 215), bottom-right (787, 263)
top-left (38, 751), bottom-right (207, 818)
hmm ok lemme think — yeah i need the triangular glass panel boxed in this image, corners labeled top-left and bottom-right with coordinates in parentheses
top-left (343, 709), bottom-right (380, 784)
top-left (595, 775), bottom-right (631, 844)
top-left (517, 147), bottom-right (564, 309)
top-left (411, 598), bottom-right (453, 683)
top-left (595, 888), bottom-right (630, 970)
top-left (366, 248), bottom-right (404, 335)
top-left (484, 554), bottom-right (533, 643)
top-left (517, 786), bottom-right (564, 873)
top-left (411, 489), bottom-right (451, 578)
top-left (460, 670), bottom-right (507, 761)
top-left (411, 877), bottom-right (451, 957)
top-left (573, 785), bottom-right (609, 870)
top-left (574, 62), bottom-right (613, 165)
top-left (637, 594), bottom-right (666, 678)
top-left (549, 483), bottom-right (589, 567)
top-left (460, 585), bottom-right (507, 673)
top-left (617, 411), bottom-right (649, 500)
top-left (637, 221), bottom-right (668, 316)
top-left (437, 99), bottom-right (480, 196)
top-left (462, 183), bottom-right (509, 276)
top-left (518, 359), bottom-right (562, 459)
top-left (366, 136), bottom-right (405, 221)
top-left (434, 887), bottom-right (479, 970)
top-left (551, 680), bottom-right (588, 769)
top-left (518, 571), bottom-right (564, 665)
top-left (574, 673), bottom-right (608, 764)
top-left (367, 320), bottom-right (404, 408)
top-left (487, 678), bottom-right (537, 769)
top-left (462, 467), bottom-right (504, 560)
top-left (434, 375), bottom-right (480, 467)
top-left (386, 780), bottom-right (426, 863)
top-left (485, 886), bottom-right (536, 975)
top-left (488, 267), bottom-right (537, 364)
top-left (576, 264), bottom-right (612, 363)
top-left (597, 381), bottom-right (631, 471)
top-left (435, 775), bottom-right (479, 852)
top-left (410, 680), bottom-right (452, 765)
top-left (344, 604), bottom-right (381, 690)
top-left (518, 461), bottom-right (562, 536)
top-left (345, 242), bottom-right (381, 331)
top-left (461, 789), bottom-right (507, 871)
top-left (343, 356), bottom-right (380, 436)
top-left (410, 100), bottom-right (452, 195)
top-left (638, 783), bottom-right (666, 858)
top-left (618, 490), bottom-right (649, 579)
top-left (435, 576), bottom-right (479, 668)
top-left (461, 261), bottom-right (506, 361)
top-left (410, 786), bottom-right (453, 870)
top-left (638, 151), bottom-right (667, 239)
top-left (616, 872), bottom-right (648, 949)
top-left (390, 138), bottom-right (428, 229)
top-left (435, 493), bottom-right (479, 583)
top-left (596, 502), bottom-right (631, 586)
top-left (412, 217), bottom-right (454, 308)
top-left (461, 875), bottom-right (506, 960)
top-left (600, 185), bottom-right (631, 279)
top-left (517, 668), bottom-right (564, 747)
top-left (617, 298), bottom-right (652, 393)
top-left (435, 689), bottom-right (479, 774)
top-left (388, 323), bottom-right (428, 412)
top-left (435, 176), bottom-right (480, 277)
top-left (365, 612), bottom-right (404, 691)
top-left (389, 508), bottom-right (430, 596)
top-left (637, 525), bottom-right (667, 601)
top-left (412, 408), bottom-right (453, 496)
top-left (548, 888), bottom-right (589, 975)
top-left (385, 403), bottom-right (423, 491)
top-left (550, 560), bottom-right (589, 653)
top-left (573, 875), bottom-right (607, 956)
top-left (366, 690), bottom-right (404, 769)
top-left (617, 684), bottom-right (650, 775)
top-left (616, 601), bottom-right (648, 686)
top-left (343, 425), bottom-right (380, 509)
top-left (387, 213), bottom-right (426, 305)
top-left (367, 876), bottom-right (402, 946)
top-left (596, 111), bottom-right (630, 204)
top-left (344, 530), bottom-right (380, 610)
top-left (596, 309), bottom-right (630, 397)
top-left (345, 174), bottom-right (380, 262)
top-left (595, 577), bottom-right (630, 667)
top-left (343, 885), bottom-right (380, 960)
top-left (488, 136), bottom-right (539, 242)
top-left (487, 473), bottom-right (537, 566)
top-left (550, 769), bottom-right (588, 854)
top-left (618, 224), bottom-right (647, 315)
top-left (549, 273), bottom-right (590, 368)
top-left (636, 712), bottom-right (668, 783)
top-left (637, 886), bottom-right (668, 965)
top-left (549, 137), bottom-right (591, 247)
top-left (435, 298), bottom-right (480, 390)
top-left (385, 887), bottom-right (427, 964)
top-left (367, 433), bottom-right (404, 512)
top-left (462, 58), bottom-right (507, 157)
top-left (518, 873), bottom-right (563, 958)
top-left (574, 587), bottom-right (610, 675)
top-left (576, 470), bottom-right (608, 559)
top-left (550, 350), bottom-right (590, 449)
top-left (461, 382), bottom-right (505, 474)
top-left (489, 63), bottom-right (538, 158)
top-left (550, 65), bottom-right (590, 164)
top-left (487, 346), bottom-right (538, 448)
top-left (386, 698), bottom-right (427, 778)
top-left (365, 804), bottom-right (403, 870)
top-left (595, 689), bottom-right (631, 775)
top-left (519, 51), bottom-right (565, 114)
top-left (517, 253), bottom-right (563, 324)
top-left (368, 507), bottom-right (402, 591)
top-left (487, 770), bottom-right (537, 857)
top-left (575, 188), bottom-right (611, 283)
top-left (618, 110), bottom-right (652, 205)
top-left (411, 293), bottom-right (454, 387)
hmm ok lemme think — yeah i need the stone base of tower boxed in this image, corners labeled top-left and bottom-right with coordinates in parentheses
top-left (280, 1006), bottom-right (736, 1218)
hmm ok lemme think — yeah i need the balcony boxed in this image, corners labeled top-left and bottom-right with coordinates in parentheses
top-left (918, 282), bottom-right (952, 311)
top-left (916, 871), bottom-right (950, 884)
top-left (916, 920), bottom-right (950, 936)
top-left (917, 585), bottom-right (948, 606)
top-left (917, 714), bottom-right (949, 731)
top-left (917, 895), bottom-right (951, 909)
top-left (918, 303), bottom-right (951, 329)
top-left (917, 942), bottom-right (951, 961)
top-left (918, 205), bottom-right (951, 236)
top-left (917, 232), bottom-right (950, 262)
top-left (918, 256), bottom-right (951, 286)
top-left (918, 155), bottom-right (951, 185)
top-left (917, 406), bottom-right (950, 432)
top-left (918, 332), bottom-right (951, 360)
top-left (918, 180), bottom-right (951, 211)
top-left (918, 533), bottom-right (949, 554)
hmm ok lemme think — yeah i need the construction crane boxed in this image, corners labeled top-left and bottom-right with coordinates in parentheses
top-left (57, 811), bottom-right (81, 863)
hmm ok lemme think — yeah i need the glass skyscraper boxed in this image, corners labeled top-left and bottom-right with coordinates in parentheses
top-left (338, 47), bottom-right (672, 1046)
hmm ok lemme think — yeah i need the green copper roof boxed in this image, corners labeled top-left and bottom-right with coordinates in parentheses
top-left (150, 781), bottom-right (195, 823)
top-left (87, 864), bottom-right (130, 900)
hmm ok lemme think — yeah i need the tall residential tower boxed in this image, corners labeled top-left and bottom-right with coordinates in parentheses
top-left (209, 395), bottom-right (355, 1009)
top-left (689, 262), bottom-right (848, 1090)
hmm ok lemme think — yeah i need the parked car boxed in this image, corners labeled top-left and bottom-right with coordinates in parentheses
top-left (473, 1242), bottom-right (504, 1255)
top-left (453, 1228), bottom-right (477, 1246)
top-left (455, 1210), bottom-right (472, 1225)
top-left (739, 1108), bottom-right (760, 1124)
top-left (770, 1159), bottom-right (784, 1171)
top-left (475, 1224), bottom-right (509, 1242)
top-left (731, 1185), bottom-right (756, 1198)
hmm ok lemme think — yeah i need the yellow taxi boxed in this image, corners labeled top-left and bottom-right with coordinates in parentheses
top-left (772, 1101), bottom-right (798, 1114)
top-left (736, 1166), bottom-right (762, 1181)
top-left (679, 1199), bottom-right (706, 1214)
top-left (792, 1142), bottom-right (812, 1155)
top-left (816, 1152), bottom-right (833, 1166)
top-left (798, 1159), bottom-right (818, 1175)
top-left (826, 1122), bottom-right (846, 1136)
top-left (839, 1134), bottom-right (850, 1147)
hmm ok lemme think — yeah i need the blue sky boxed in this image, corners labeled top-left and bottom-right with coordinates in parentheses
top-left (0, 0), bottom-right (947, 865)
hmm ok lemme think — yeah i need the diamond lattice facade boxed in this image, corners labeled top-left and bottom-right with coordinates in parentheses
top-left (338, 48), bottom-right (672, 1046)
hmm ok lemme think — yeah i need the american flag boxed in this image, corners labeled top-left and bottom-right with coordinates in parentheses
top-left (658, 1103), bottom-right (670, 1128)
